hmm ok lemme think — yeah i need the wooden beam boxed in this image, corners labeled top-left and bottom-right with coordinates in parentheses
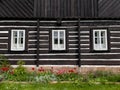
top-left (78, 17), bottom-right (81, 67)
top-left (36, 19), bottom-right (40, 67)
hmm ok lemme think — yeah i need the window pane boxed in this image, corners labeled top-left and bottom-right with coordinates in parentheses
top-left (18, 37), bottom-right (23, 44)
top-left (18, 31), bottom-right (24, 48)
top-left (54, 38), bottom-right (58, 44)
top-left (95, 31), bottom-right (99, 37)
top-left (19, 31), bottom-right (23, 38)
top-left (95, 38), bottom-right (97, 44)
top-left (101, 31), bottom-right (105, 37)
top-left (101, 38), bottom-right (103, 44)
top-left (60, 39), bottom-right (64, 44)
top-left (101, 31), bottom-right (105, 44)
top-left (101, 37), bottom-right (106, 47)
top-left (13, 31), bottom-right (17, 37)
top-left (54, 31), bottom-right (58, 38)
top-left (13, 38), bottom-right (17, 44)
top-left (13, 31), bottom-right (17, 48)
top-left (53, 31), bottom-right (58, 44)
top-left (101, 37), bottom-right (106, 44)
top-left (60, 31), bottom-right (64, 38)
top-left (95, 37), bottom-right (100, 44)
top-left (13, 38), bottom-right (17, 48)
top-left (21, 38), bottom-right (23, 44)
top-left (60, 44), bottom-right (64, 49)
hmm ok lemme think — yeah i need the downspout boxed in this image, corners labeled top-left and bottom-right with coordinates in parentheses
top-left (78, 18), bottom-right (81, 72)
top-left (36, 19), bottom-right (40, 67)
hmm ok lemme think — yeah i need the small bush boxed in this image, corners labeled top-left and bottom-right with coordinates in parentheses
top-left (107, 74), bottom-right (120, 82)
top-left (8, 60), bottom-right (28, 81)
top-left (0, 54), bottom-right (10, 68)
top-left (89, 71), bottom-right (112, 79)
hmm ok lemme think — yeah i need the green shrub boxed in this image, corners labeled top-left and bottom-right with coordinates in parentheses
top-left (89, 71), bottom-right (112, 79)
top-left (57, 73), bottom-right (79, 81)
top-left (106, 74), bottom-right (120, 82)
top-left (0, 54), bottom-right (10, 68)
top-left (8, 60), bottom-right (28, 81)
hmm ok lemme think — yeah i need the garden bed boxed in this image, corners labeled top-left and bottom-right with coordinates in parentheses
top-left (0, 55), bottom-right (120, 90)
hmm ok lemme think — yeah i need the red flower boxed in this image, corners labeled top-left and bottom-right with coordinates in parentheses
top-left (68, 69), bottom-right (76, 73)
top-left (32, 67), bottom-right (35, 71)
top-left (56, 69), bottom-right (66, 75)
top-left (1, 67), bottom-right (9, 72)
top-left (38, 67), bottom-right (45, 72)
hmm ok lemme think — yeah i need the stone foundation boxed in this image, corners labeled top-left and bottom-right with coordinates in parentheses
top-left (80, 66), bottom-right (120, 74)
top-left (12, 65), bottom-right (120, 74)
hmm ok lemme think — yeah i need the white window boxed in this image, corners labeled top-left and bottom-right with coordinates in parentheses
top-left (52, 30), bottom-right (66, 50)
top-left (11, 30), bottom-right (25, 51)
top-left (93, 29), bottom-right (108, 50)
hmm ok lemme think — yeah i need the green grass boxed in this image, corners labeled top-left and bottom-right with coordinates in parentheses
top-left (0, 82), bottom-right (120, 90)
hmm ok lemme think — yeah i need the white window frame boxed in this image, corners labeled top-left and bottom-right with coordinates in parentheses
top-left (11, 29), bottom-right (25, 51)
top-left (93, 29), bottom-right (108, 51)
top-left (52, 30), bottom-right (66, 50)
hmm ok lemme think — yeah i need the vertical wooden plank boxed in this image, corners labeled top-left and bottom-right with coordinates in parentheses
top-left (78, 18), bottom-right (81, 67)
top-left (60, 0), bottom-right (64, 17)
top-left (51, 0), bottom-right (54, 17)
top-left (49, 0), bottom-right (52, 17)
top-left (47, 0), bottom-right (51, 17)
top-left (91, 0), bottom-right (94, 17)
top-left (43, 0), bottom-right (45, 17)
top-left (34, 0), bottom-right (38, 17)
top-left (57, 0), bottom-right (60, 17)
top-left (44, 0), bottom-right (47, 17)
top-left (81, 0), bottom-right (84, 17)
top-left (94, 0), bottom-right (98, 17)
top-left (84, 0), bottom-right (87, 17)
top-left (25, 29), bottom-right (29, 52)
top-left (37, 0), bottom-right (41, 17)
top-left (87, 0), bottom-right (90, 17)
top-left (77, 0), bottom-right (81, 17)
top-left (54, 0), bottom-right (57, 18)
top-left (40, 0), bottom-right (44, 17)
top-left (71, 0), bottom-right (74, 17)
top-left (36, 19), bottom-right (40, 67)
top-left (67, 0), bottom-right (70, 17)
top-left (63, 0), bottom-right (67, 17)
top-left (74, 0), bottom-right (78, 17)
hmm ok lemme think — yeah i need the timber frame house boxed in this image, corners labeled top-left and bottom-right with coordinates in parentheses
top-left (0, 0), bottom-right (120, 67)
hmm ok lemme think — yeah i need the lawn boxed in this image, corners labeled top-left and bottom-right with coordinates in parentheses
top-left (0, 82), bottom-right (120, 90)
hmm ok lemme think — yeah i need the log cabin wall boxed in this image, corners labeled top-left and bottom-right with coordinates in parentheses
top-left (0, 20), bottom-right (37, 65)
top-left (0, 19), bottom-right (79, 66)
top-left (0, 0), bottom-right (120, 67)
top-left (38, 19), bottom-right (79, 65)
top-left (1, 19), bottom-right (120, 66)
top-left (80, 20), bottom-right (120, 65)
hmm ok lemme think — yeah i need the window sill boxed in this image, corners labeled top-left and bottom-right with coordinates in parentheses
top-left (11, 49), bottom-right (25, 51)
